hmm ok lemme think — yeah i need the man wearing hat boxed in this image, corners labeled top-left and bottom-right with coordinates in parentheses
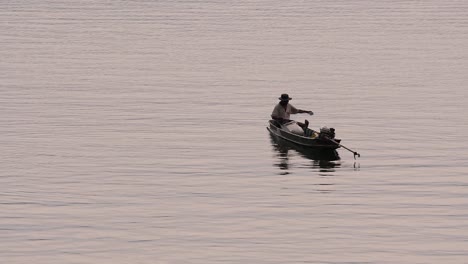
top-left (271, 93), bottom-right (314, 128)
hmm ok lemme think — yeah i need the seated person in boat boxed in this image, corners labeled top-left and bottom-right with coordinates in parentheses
top-left (271, 93), bottom-right (313, 129)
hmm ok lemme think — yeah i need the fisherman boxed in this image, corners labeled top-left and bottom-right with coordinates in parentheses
top-left (271, 93), bottom-right (314, 129)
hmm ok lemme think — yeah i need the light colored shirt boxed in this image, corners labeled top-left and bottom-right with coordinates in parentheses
top-left (271, 103), bottom-right (298, 120)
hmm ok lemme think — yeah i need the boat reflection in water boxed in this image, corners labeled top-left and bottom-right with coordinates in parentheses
top-left (269, 134), bottom-right (341, 174)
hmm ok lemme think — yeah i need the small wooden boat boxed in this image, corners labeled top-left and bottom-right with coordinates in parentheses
top-left (267, 120), bottom-right (341, 149)
top-left (269, 133), bottom-right (341, 161)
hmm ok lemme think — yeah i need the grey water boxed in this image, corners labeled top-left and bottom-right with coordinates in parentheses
top-left (1, 1), bottom-right (468, 263)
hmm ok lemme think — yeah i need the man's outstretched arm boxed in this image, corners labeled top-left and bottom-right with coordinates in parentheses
top-left (297, 109), bottom-right (314, 115)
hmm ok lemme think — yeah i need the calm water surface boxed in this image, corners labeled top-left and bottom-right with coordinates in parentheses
top-left (1, 1), bottom-right (468, 263)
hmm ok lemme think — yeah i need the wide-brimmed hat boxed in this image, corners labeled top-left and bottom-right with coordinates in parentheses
top-left (279, 93), bottom-right (292, 101)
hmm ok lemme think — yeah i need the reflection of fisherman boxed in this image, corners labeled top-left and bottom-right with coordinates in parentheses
top-left (271, 93), bottom-right (314, 129)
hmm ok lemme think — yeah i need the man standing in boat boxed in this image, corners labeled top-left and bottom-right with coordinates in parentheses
top-left (271, 93), bottom-right (314, 128)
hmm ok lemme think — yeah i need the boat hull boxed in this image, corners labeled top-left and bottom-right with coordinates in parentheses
top-left (267, 120), bottom-right (340, 150)
top-left (269, 133), bottom-right (340, 161)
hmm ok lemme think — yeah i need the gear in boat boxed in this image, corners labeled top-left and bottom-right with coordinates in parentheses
top-left (267, 120), bottom-right (340, 149)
